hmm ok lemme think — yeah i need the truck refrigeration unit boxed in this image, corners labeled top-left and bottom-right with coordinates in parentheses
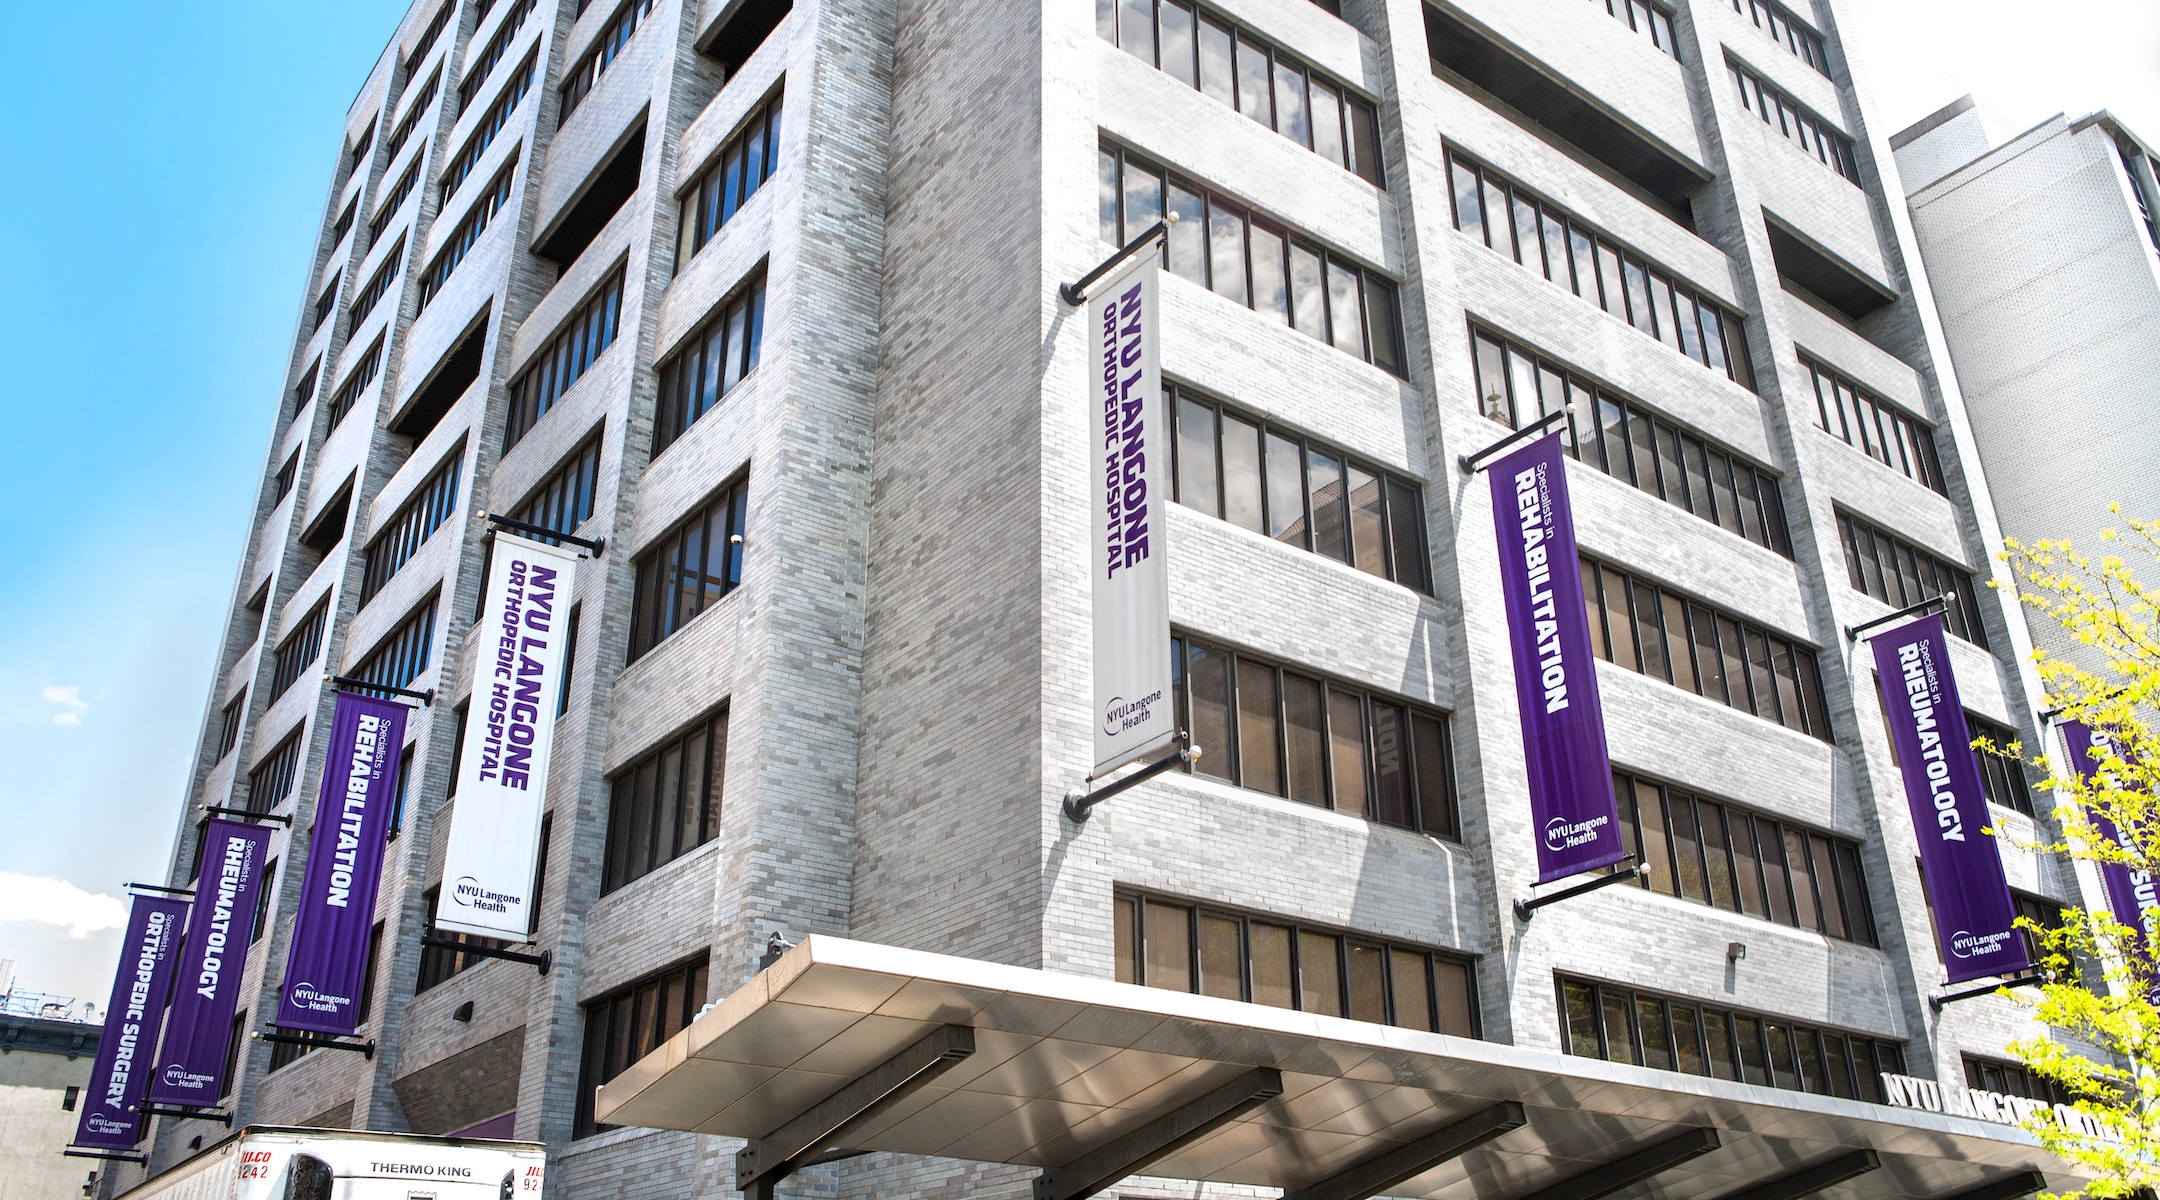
top-left (110, 1127), bottom-right (546, 1200)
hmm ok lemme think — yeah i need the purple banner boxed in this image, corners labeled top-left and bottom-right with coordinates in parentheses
top-left (1872, 615), bottom-right (2029, 983)
top-left (72, 895), bottom-right (188, 1150)
top-left (276, 691), bottom-right (408, 1035)
top-left (148, 819), bottom-right (272, 1106)
top-left (2060, 720), bottom-right (2160, 1001)
top-left (1490, 433), bottom-right (1625, 883)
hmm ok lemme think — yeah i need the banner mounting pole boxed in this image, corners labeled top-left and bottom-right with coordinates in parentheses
top-left (1513, 859), bottom-right (1649, 922)
top-left (197, 804), bottom-right (294, 827)
top-left (1060, 218), bottom-right (1173, 306)
top-left (481, 512), bottom-right (604, 556)
top-left (419, 935), bottom-right (554, 975)
top-left (254, 1027), bottom-right (376, 1059)
top-left (327, 676), bottom-right (435, 706)
top-left (1844, 593), bottom-right (1955, 642)
top-left (1929, 973), bottom-right (2048, 1011)
top-left (1458, 407), bottom-right (1576, 475)
top-left (1064, 733), bottom-right (1198, 824)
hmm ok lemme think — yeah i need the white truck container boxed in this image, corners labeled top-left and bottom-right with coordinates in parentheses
top-left (114, 1127), bottom-right (546, 1200)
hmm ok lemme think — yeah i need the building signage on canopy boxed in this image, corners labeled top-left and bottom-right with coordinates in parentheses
top-left (149, 818), bottom-right (271, 1104)
top-left (436, 533), bottom-right (579, 940)
top-left (1870, 615), bottom-right (2029, 983)
top-left (2059, 719), bottom-right (2160, 1002)
top-left (1087, 251), bottom-right (1175, 778)
top-left (1487, 433), bottom-right (1625, 883)
top-left (277, 690), bottom-right (409, 1034)
top-left (1879, 1071), bottom-right (2118, 1141)
top-left (72, 894), bottom-right (188, 1150)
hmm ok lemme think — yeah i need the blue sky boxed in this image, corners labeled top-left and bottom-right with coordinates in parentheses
top-left (0, 0), bottom-right (2152, 1005)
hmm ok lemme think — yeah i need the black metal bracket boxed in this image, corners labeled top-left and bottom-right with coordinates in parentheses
top-left (255, 1028), bottom-right (376, 1059)
top-left (1514, 859), bottom-right (1649, 922)
top-left (134, 1103), bottom-right (233, 1127)
top-left (736, 1025), bottom-right (977, 1200)
top-left (197, 804), bottom-right (294, 827)
top-left (1284, 1101), bottom-right (1526, 1200)
top-left (1059, 219), bottom-right (1171, 306)
top-left (1713, 1150), bottom-right (1880, 1200)
top-left (1458, 407), bottom-right (1575, 475)
top-left (1515, 1128), bottom-right (1721, 1200)
top-left (483, 512), bottom-right (604, 555)
top-left (1929, 973), bottom-right (2047, 1011)
top-left (329, 676), bottom-right (435, 706)
top-left (64, 1150), bottom-right (146, 1166)
top-left (1035, 1066), bottom-right (1283, 1200)
top-left (1941, 1171), bottom-right (2048, 1200)
top-left (420, 935), bottom-right (553, 975)
top-left (1064, 734), bottom-right (1198, 824)
top-left (1845, 592), bottom-right (1956, 642)
top-left (126, 882), bottom-right (195, 897)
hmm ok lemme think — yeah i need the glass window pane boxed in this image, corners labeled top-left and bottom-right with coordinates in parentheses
top-left (1309, 78), bottom-right (1345, 166)
top-left (1628, 406), bottom-right (1661, 496)
top-left (1308, 449), bottom-right (1348, 561)
top-left (1651, 274), bottom-right (1683, 351)
top-left (1599, 397), bottom-right (1633, 483)
top-left (1098, 151), bottom-right (1119, 244)
top-left (1657, 425), bottom-right (1688, 508)
top-left (1118, 0), bottom-right (1155, 64)
top-left (1669, 792), bottom-right (1707, 902)
top-left (1481, 178), bottom-right (1511, 251)
top-left (1189, 642), bottom-right (1234, 781)
top-left (1159, 1), bottom-right (1197, 86)
top-left (1672, 1006), bottom-right (1705, 1075)
top-left (1371, 702), bottom-right (1412, 828)
top-left (1272, 58), bottom-right (1311, 147)
top-left (1197, 17), bottom-right (1235, 106)
top-left (1512, 195), bottom-right (1541, 269)
top-left (1328, 689), bottom-right (1368, 816)
top-left (1364, 277), bottom-right (1402, 373)
top-left (1348, 465), bottom-right (1386, 577)
top-left (1820, 1033), bottom-right (1855, 1098)
top-left (1745, 629), bottom-right (1780, 722)
top-left (1636, 780), bottom-right (1673, 895)
top-left (1474, 334), bottom-right (1513, 424)
top-left (1633, 580), bottom-right (1669, 682)
top-left (1166, 181), bottom-right (1205, 284)
top-left (1699, 802), bottom-right (1737, 910)
top-left (1811, 835), bottom-right (1846, 938)
top-left (1735, 1016), bottom-right (1769, 1085)
top-left (1208, 201), bottom-right (1248, 305)
top-left (1300, 931), bottom-right (1341, 1016)
top-left (1251, 923), bottom-right (1294, 1008)
top-left (1700, 305), bottom-right (1729, 375)
top-left (1114, 895), bottom-right (1137, 983)
top-left (1729, 814), bottom-right (1766, 916)
top-left (1283, 674), bottom-right (1327, 806)
top-left (1758, 816), bottom-right (1794, 924)
top-left (1235, 34), bottom-right (1271, 127)
top-left (1508, 348), bottom-right (1540, 434)
top-left (1704, 1010), bottom-right (1737, 1080)
top-left (1199, 913), bottom-right (1242, 1000)
top-left (1238, 658), bottom-right (1283, 795)
top-left (1785, 826), bottom-right (1819, 930)
top-left (1623, 259), bottom-right (1656, 335)
top-left (1221, 414), bottom-right (1264, 532)
top-left (1250, 224), bottom-right (1288, 322)
top-left (1391, 950), bottom-right (1433, 1032)
top-left (1683, 438), bottom-right (1715, 519)
top-left (1717, 614), bottom-right (1749, 711)
top-left (1601, 991), bottom-right (1637, 1065)
top-left (1638, 996), bottom-right (1673, 1071)
top-left (1766, 1023), bottom-right (1799, 1090)
top-left (1176, 396), bottom-right (1218, 515)
top-left (1450, 159), bottom-right (1484, 241)
top-left (1835, 843), bottom-right (1873, 944)
top-left (1540, 207), bottom-right (1569, 286)
top-left (1773, 641), bottom-right (1806, 733)
top-left (1386, 479), bottom-right (1428, 591)
top-left (1570, 226), bottom-right (1598, 303)
top-left (1144, 900), bottom-right (1192, 991)
top-left (1674, 289), bottom-right (1705, 362)
top-left (1326, 261), bottom-right (1365, 356)
top-left (1346, 943), bottom-right (1387, 1023)
top-left (1289, 243), bottom-right (1327, 339)
top-left (1266, 431), bottom-right (1306, 546)
top-left (1664, 593), bottom-right (1697, 693)
top-left (1412, 712), bottom-right (1455, 838)
top-left (1565, 980), bottom-right (1601, 1056)
top-left (1690, 604), bottom-right (1727, 704)
top-left (1348, 100), bottom-right (1383, 186)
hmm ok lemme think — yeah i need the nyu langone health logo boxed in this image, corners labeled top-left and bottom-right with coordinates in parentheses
top-left (1544, 814), bottom-right (1609, 852)
top-left (287, 981), bottom-right (353, 1013)
top-left (452, 876), bottom-right (522, 914)
top-left (1103, 691), bottom-right (1163, 738)
top-left (161, 1064), bottom-right (213, 1089)
top-left (1949, 928), bottom-right (2018, 959)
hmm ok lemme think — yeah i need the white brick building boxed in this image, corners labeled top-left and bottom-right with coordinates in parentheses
top-left (119, 0), bottom-right (2098, 1196)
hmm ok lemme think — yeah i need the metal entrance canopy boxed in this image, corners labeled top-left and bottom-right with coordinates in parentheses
top-left (596, 936), bottom-right (2081, 1200)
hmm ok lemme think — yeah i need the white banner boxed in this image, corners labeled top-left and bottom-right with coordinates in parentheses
top-left (1089, 254), bottom-right (1176, 776)
top-left (435, 532), bottom-right (580, 939)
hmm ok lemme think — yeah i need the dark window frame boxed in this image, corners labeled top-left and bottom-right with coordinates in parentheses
top-left (601, 708), bottom-right (728, 895)
top-left (247, 726), bottom-right (307, 814)
top-left (651, 272), bottom-right (767, 459)
top-left (269, 599), bottom-right (331, 700)
top-left (1804, 358), bottom-right (1945, 494)
top-left (360, 446), bottom-right (465, 604)
top-left (674, 89), bottom-right (785, 271)
top-left (557, 0), bottom-right (656, 125)
top-left (503, 266), bottom-right (626, 450)
top-left (574, 953), bottom-right (709, 1137)
top-left (1727, 57), bottom-right (1860, 184)
top-left (1834, 511), bottom-right (1987, 648)
top-left (627, 477), bottom-right (750, 663)
top-left (1731, 0), bottom-right (1831, 77)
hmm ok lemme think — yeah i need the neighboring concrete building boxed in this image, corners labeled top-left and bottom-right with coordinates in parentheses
top-left (1893, 96), bottom-right (2160, 665)
top-left (1, 1011), bottom-right (103, 1200)
top-left (119, 0), bottom-right (2096, 1196)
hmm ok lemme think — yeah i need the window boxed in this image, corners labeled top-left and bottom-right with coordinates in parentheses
top-left (355, 922), bottom-right (385, 1026)
top-left (1581, 554), bottom-right (1833, 740)
top-left (1471, 326), bottom-right (1790, 555)
top-left (1559, 975), bottom-right (1905, 1100)
top-left (327, 338), bottom-right (385, 430)
top-left (575, 955), bottom-right (708, 1137)
top-left (219, 1013), bottom-right (245, 1099)
top-left (390, 745), bottom-right (414, 835)
top-left (442, 52), bottom-right (536, 204)
top-left (247, 727), bottom-right (306, 813)
top-left (269, 600), bottom-right (330, 700)
top-left (652, 275), bottom-right (766, 457)
top-left (1592, 0), bottom-right (1680, 59)
top-left (1965, 1054), bottom-right (2071, 1105)
top-left (1805, 359), bottom-right (1944, 494)
top-left (1970, 715), bottom-right (2035, 816)
top-left (251, 859), bottom-right (278, 944)
top-left (2012, 892), bottom-right (2073, 969)
top-left (1115, 892), bottom-right (1478, 1035)
top-left (292, 361), bottom-right (320, 422)
top-left (417, 161), bottom-right (516, 311)
top-left (332, 199), bottom-right (357, 248)
top-left (348, 236), bottom-right (406, 327)
top-left (370, 162), bottom-right (419, 246)
top-left (627, 480), bottom-right (748, 662)
top-left (1171, 635), bottom-right (1458, 836)
top-left (1728, 59), bottom-right (1860, 184)
top-left (458, 0), bottom-right (537, 111)
top-left (558, 606), bottom-right (581, 716)
top-left (2119, 145), bottom-right (2160, 254)
top-left (382, 68), bottom-right (440, 163)
top-left (558, 0), bottom-right (655, 124)
top-left (268, 1032), bottom-right (311, 1071)
top-left (360, 449), bottom-right (464, 603)
top-left (509, 433), bottom-right (602, 543)
top-left (503, 268), bottom-right (624, 450)
top-left (1610, 769), bottom-right (1875, 942)
top-left (1094, 1), bottom-right (1383, 185)
top-left (1731, 0), bottom-right (1829, 76)
top-left (313, 273), bottom-right (340, 333)
top-left (416, 884), bottom-right (506, 993)
top-left (404, 2), bottom-right (453, 74)
top-left (675, 92), bottom-right (784, 271)
top-left (349, 599), bottom-right (438, 692)
top-left (1835, 512), bottom-right (1987, 647)
top-left (349, 120), bottom-right (376, 171)
top-left (217, 691), bottom-right (248, 760)
top-left (1445, 149), bottom-right (1754, 387)
top-left (1169, 386), bottom-right (1429, 590)
top-left (273, 454), bottom-right (300, 508)
top-left (603, 712), bottom-right (727, 894)
top-left (1101, 145), bottom-right (1403, 373)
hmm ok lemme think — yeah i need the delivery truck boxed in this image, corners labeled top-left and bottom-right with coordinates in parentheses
top-left (112, 1127), bottom-right (545, 1200)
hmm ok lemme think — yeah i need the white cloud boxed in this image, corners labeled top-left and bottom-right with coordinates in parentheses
top-left (0, 873), bottom-right (128, 939)
top-left (43, 684), bottom-right (87, 726)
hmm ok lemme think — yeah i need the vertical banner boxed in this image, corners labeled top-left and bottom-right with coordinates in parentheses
top-left (1088, 254), bottom-right (1175, 777)
top-left (2059, 720), bottom-right (2160, 1001)
top-left (1489, 433), bottom-right (1625, 882)
top-left (436, 533), bottom-right (579, 939)
top-left (1872, 615), bottom-right (2030, 983)
top-left (276, 691), bottom-right (409, 1035)
top-left (72, 895), bottom-right (188, 1150)
top-left (148, 820), bottom-right (272, 1104)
